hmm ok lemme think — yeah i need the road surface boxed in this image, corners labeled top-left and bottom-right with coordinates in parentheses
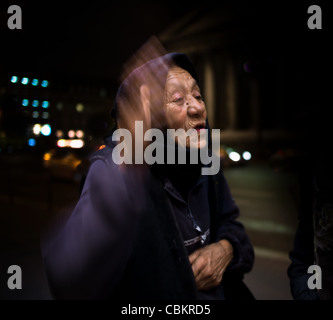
top-left (0, 154), bottom-right (300, 300)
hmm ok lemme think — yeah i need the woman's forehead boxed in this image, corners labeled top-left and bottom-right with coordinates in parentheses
top-left (166, 66), bottom-right (198, 88)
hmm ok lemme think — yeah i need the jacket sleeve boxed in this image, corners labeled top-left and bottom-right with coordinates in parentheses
top-left (41, 157), bottom-right (145, 299)
top-left (211, 170), bottom-right (254, 275)
top-left (287, 218), bottom-right (319, 300)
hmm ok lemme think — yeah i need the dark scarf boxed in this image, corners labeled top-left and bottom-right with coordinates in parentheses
top-left (152, 141), bottom-right (203, 201)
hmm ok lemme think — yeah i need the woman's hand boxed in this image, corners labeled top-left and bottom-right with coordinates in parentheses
top-left (188, 239), bottom-right (234, 291)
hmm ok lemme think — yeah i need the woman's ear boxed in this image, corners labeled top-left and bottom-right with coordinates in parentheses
top-left (139, 84), bottom-right (152, 129)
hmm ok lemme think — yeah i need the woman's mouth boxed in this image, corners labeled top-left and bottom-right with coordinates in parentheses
top-left (194, 124), bottom-right (206, 132)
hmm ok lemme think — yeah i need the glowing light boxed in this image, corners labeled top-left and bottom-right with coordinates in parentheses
top-left (28, 138), bottom-right (36, 147)
top-left (11, 76), bottom-right (18, 83)
top-left (33, 124), bottom-right (41, 135)
top-left (32, 100), bottom-right (39, 107)
top-left (21, 77), bottom-right (29, 85)
top-left (57, 139), bottom-right (67, 148)
top-left (57, 139), bottom-right (84, 149)
top-left (76, 103), bottom-right (84, 112)
top-left (70, 139), bottom-right (84, 149)
top-left (68, 130), bottom-right (75, 138)
top-left (229, 151), bottom-right (241, 162)
top-left (99, 145), bottom-right (106, 150)
top-left (22, 99), bottom-right (29, 107)
top-left (56, 130), bottom-right (63, 138)
top-left (76, 130), bottom-right (84, 138)
top-left (31, 79), bottom-right (39, 86)
top-left (242, 151), bottom-right (252, 161)
top-left (41, 124), bottom-right (51, 136)
top-left (42, 101), bottom-right (49, 108)
top-left (32, 111), bottom-right (39, 118)
top-left (41, 80), bottom-right (49, 88)
top-left (43, 152), bottom-right (52, 161)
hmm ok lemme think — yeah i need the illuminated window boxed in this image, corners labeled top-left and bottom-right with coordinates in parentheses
top-left (11, 76), bottom-right (19, 83)
top-left (21, 77), bottom-right (29, 85)
top-left (41, 80), bottom-right (49, 88)
top-left (68, 130), bottom-right (75, 138)
top-left (31, 79), bottom-right (39, 86)
top-left (56, 130), bottom-right (63, 138)
top-left (42, 112), bottom-right (49, 119)
top-left (32, 100), bottom-right (39, 107)
top-left (76, 103), bottom-right (84, 112)
top-left (32, 111), bottom-right (39, 118)
top-left (22, 99), bottom-right (29, 107)
top-left (76, 130), bottom-right (84, 138)
top-left (42, 101), bottom-right (49, 108)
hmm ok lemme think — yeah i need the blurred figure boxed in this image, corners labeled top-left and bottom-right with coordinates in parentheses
top-left (313, 152), bottom-right (333, 299)
top-left (41, 38), bottom-right (254, 299)
top-left (288, 150), bottom-right (333, 300)
top-left (287, 158), bottom-right (320, 300)
top-left (288, 69), bottom-right (333, 300)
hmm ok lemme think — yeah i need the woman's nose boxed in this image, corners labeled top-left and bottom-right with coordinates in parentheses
top-left (186, 97), bottom-right (206, 117)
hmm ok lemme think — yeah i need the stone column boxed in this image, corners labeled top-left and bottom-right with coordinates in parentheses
top-left (203, 58), bottom-right (216, 128)
top-left (225, 60), bottom-right (237, 129)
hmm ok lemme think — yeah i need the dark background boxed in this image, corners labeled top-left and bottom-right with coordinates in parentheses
top-left (1, 0), bottom-right (202, 82)
top-left (1, 0), bottom-right (330, 139)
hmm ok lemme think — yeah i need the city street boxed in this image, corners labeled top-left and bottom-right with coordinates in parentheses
top-left (0, 155), bottom-right (300, 300)
top-left (223, 164), bottom-right (299, 300)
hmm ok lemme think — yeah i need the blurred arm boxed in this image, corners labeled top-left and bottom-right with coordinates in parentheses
top-left (41, 158), bottom-right (144, 299)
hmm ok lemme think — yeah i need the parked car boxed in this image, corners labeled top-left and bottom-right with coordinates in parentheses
top-left (43, 148), bottom-right (90, 182)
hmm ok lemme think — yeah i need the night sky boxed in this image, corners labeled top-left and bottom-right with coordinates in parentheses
top-left (1, 1), bottom-right (202, 82)
top-left (0, 0), bottom-right (331, 133)
top-left (1, 1), bottom-right (331, 80)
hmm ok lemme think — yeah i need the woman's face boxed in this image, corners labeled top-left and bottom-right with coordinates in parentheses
top-left (163, 67), bottom-right (207, 148)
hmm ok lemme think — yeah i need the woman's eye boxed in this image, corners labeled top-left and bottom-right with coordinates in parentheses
top-left (195, 95), bottom-right (203, 101)
top-left (173, 97), bottom-right (184, 104)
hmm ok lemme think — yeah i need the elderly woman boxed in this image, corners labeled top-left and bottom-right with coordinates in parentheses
top-left (42, 49), bottom-right (254, 300)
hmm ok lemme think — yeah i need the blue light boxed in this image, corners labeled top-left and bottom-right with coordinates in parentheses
top-left (21, 77), bottom-right (29, 85)
top-left (41, 80), bottom-right (49, 88)
top-left (11, 76), bottom-right (18, 83)
top-left (32, 79), bottom-right (39, 86)
top-left (41, 124), bottom-right (51, 136)
top-left (32, 100), bottom-right (39, 107)
top-left (28, 138), bottom-right (36, 147)
top-left (22, 99), bottom-right (29, 107)
top-left (42, 101), bottom-right (49, 108)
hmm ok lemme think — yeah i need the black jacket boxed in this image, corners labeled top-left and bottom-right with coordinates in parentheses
top-left (41, 142), bottom-right (254, 300)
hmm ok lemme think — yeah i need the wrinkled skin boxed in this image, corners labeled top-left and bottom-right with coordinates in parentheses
top-left (163, 67), bottom-right (234, 291)
top-left (163, 67), bottom-right (207, 149)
